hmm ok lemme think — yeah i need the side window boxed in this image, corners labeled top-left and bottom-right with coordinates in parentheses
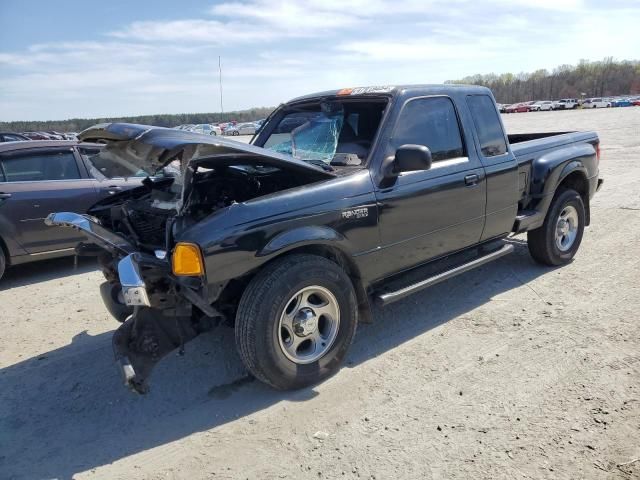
top-left (3, 134), bottom-right (24, 142)
top-left (391, 97), bottom-right (465, 161)
top-left (78, 147), bottom-right (105, 180)
top-left (0, 151), bottom-right (80, 182)
top-left (466, 95), bottom-right (508, 157)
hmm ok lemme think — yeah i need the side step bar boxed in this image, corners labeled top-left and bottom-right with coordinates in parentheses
top-left (375, 243), bottom-right (514, 307)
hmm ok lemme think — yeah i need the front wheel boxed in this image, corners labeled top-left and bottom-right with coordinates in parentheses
top-left (0, 247), bottom-right (6, 281)
top-left (235, 254), bottom-right (358, 390)
top-left (528, 188), bottom-right (585, 266)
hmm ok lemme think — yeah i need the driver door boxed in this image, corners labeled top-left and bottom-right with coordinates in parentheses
top-left (374, 96), bottom-right (486, 276)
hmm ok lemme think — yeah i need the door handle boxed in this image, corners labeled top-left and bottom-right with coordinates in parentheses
top-left (0, 193), bottom-right (11, 199)
top-left (103, 186), bottom-right (123, 194)
top-left (464, 174), bottom-right (480, 186)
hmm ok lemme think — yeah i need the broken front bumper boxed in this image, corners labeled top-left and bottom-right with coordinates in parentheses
top-left (117, 254), bottom-right (151, 307)
top-left (46, 212), bottom-right (220, 393)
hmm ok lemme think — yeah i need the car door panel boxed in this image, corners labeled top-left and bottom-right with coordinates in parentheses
top-left (372, 95), bottom-right (487, 279)
top-left (375, 161), bottom-right (486, 276)
top-left (0, 148), bottom-right (101, 254)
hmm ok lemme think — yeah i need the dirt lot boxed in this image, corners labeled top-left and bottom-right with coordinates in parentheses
top-left (1, 108), bottom-right (639, 480)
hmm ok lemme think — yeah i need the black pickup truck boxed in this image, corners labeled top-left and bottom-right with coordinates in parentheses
top-left (47, 84), bottom-right (602, 393)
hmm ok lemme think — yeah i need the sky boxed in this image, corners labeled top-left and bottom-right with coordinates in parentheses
top-left (1, 0), bottom-right (639, 121)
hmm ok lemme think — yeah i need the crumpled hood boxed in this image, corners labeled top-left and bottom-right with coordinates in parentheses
top-left (77, 123), bottom-right (336, 178)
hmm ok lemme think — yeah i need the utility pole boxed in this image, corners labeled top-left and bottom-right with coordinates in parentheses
top-left (218, 56), bottom-right (224, 118)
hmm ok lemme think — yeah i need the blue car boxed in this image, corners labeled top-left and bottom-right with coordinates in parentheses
top-left (611, 98), bottom-right (633, 107)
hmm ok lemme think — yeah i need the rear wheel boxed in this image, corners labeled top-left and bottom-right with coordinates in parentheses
top-left (235, 254), bottom-right (358, 390)
top-left (528, 188), bottom-right (585, 266)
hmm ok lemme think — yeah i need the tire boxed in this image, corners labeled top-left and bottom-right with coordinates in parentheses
top-left (233, 131), bottom-right (239, 136)
top-left (235, 254), bottom-right (358, 390)
top-left (99, 282), bottom-right (133, 322)
top-left (527, 188), bottom-right (585, 266)
top-left (0, 247), bottom-right (6, 282)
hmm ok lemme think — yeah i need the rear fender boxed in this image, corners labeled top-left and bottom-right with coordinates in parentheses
top-left (526, 143), bottom-right (595, 227)
top-left (530, 142), bottom-right (594, 198)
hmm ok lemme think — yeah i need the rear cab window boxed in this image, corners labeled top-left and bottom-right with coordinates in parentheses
top-left (390, 96), bottom-right (465, 162)
top-left (0, 150), bottom-right (80, 182)
top-left (466, 95), bottom-right (508, 158)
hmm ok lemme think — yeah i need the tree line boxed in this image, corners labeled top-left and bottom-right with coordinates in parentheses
top-left (0, 107), bottom-right (275, 134)
top-left (446, 58), bottom-right (640, 104)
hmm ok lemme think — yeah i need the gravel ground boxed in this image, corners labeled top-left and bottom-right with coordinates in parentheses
top-left (1, 108), bottom-right (639, 480)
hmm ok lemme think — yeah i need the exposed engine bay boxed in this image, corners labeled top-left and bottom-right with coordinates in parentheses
top-left (88, 162), bottom-right (315, 252)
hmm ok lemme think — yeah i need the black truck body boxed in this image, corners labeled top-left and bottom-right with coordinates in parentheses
top-left (47, 84), bottom-right (602, 392)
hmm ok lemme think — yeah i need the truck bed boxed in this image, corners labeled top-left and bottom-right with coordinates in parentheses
top-left (509, 130), bottom-right (599, 209)
top-left (509, 131), bottom-right (599, 159)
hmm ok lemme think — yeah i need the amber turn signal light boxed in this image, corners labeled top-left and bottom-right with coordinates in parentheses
top-left (172, 243), bottom-right (205, 276)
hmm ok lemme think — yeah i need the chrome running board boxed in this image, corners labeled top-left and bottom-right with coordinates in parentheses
top-left (375, 243), bottom-right (514, 306)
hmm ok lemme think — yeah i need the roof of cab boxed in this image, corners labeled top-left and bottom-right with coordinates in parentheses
top-left (286, 84), bottom-right (492, 104)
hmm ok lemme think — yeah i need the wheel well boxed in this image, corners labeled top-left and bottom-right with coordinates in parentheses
top-left (216, 244), bottom-right (372, 324)
top-left (559, 171), bottom-right (590, 225)
top-left (0, 235), bottom-right (9, 265)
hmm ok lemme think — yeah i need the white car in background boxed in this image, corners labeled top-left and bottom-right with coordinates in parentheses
top-left (529, 100), bottom-right (554, 111)
top-left (552, 98), bottom-right (579, 110)
top-left (586, 98), bottom-right (612, 108)
top-left (190, 124), bottom-right (222, 136)
top-left (225, 122), bottom-right (258, 136)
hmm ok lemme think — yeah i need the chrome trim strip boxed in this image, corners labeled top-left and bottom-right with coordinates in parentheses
top-left (28, 247), bottom-right (76, 256)
top-left (45, 212), bottom-right (135, 255)
top-left (430, 156), bottom-right (469, 169)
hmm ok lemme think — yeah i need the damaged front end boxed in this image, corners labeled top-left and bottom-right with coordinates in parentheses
top-left (46, 123), bottom-right (334, 393)
top-left (46, 212), bottom-right (220, 394)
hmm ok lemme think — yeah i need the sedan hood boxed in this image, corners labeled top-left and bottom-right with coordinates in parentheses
top-left (77, 123), bottom-right (336, 178)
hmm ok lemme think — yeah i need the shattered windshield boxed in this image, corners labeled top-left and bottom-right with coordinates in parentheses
top-left (266, 102), bottom-right (343, 164)
top-left (263, 99), bottom-right (386, 167)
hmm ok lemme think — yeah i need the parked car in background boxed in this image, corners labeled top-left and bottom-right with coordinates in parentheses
top-left (225, 122), bottom-right (258, 136)
top-left (0, 140), bottom-right (144, 280)
top-left (633, 98), bottom-right (640, 106)
top-left (611, 98), bottom-right (633, 107)
top-left (514, 101), bottom-right (535, 113)
top-left (505, 103), bottom-right (522, 113)
top-left (0, 132), bottom-right (30, 142)
top-left (45, 131), bottom-right (66, 140)
top-left (23, 132), bottom-right (52, 140)
top-left (529, 101), bottom-right (554, 111)
top-left (553, 99), bottom-right (579, 110)
top-left (586, 98), bottom-right (612, 108)
top-left (190, 124), bottom-right (223, 136)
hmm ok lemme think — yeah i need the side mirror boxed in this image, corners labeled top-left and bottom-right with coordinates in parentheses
top-left (393, 144), bottom-right (432, 173)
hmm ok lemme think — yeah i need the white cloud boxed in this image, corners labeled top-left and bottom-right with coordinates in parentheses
top-left (0, 0), bottom-right (638, 121)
